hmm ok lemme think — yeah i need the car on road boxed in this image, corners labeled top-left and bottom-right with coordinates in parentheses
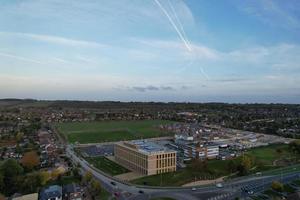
top-left (111, 181), bottom-right (116, 186)
top-left (114, 192), bottom-right (120, 197)
top-left (247, 190), bottom-right (254, 195)
top-left (192, 187), bottom-right (197, 191)
top-left (139, 190), bottom-right (144, 194)
top-left (216, 183), bottom-right (223, 188)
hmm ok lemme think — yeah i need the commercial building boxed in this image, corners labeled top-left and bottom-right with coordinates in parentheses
top-left (114, 140), bottom-right (176, 175)
top-left (183, 143), bottom-right (219, 160)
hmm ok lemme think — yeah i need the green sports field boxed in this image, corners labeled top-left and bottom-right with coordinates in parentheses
top-left (56, 120), bottom-right (174, 143)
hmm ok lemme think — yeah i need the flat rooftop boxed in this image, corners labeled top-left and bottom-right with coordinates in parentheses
top-left (124, 140), bottom-right (176, 155)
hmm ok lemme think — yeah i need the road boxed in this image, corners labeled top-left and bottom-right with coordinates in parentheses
top-left (66, 146), bottom-right (300, 200)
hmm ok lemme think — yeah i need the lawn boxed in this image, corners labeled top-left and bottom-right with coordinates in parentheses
top-left (56, 120), bottom-right (173, 143)
top-left (132, 159), bottom-right (232, 186)
top-left (245, 144), bottom-right (291, 165)
top-left (86, 156), bottom-right (130, 176)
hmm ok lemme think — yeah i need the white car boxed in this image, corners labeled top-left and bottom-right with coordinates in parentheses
top-left (248, 190), bottom-right (254, 194)
top-left (192, 187), bottom-right (197, 191)
top-left (216, 183), bottom-right (223, 188)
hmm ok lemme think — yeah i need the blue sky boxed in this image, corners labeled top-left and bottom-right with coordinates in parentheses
top-left (0, 0), bottom-right (300, 103)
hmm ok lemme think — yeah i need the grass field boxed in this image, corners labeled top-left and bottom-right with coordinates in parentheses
top-left (132, 159), bottom-right (233, 186)
top-left (245, 144), bottom-right (291, 165)
top-left (86, 156), bottom-right (130, 176)
top-left (56, 120), bottom-right (173, 143)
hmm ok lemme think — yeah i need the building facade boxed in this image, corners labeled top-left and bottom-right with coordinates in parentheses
top-left (114, 140), bottom-right (176, 175)
top-left (183, 143), bottom-right (219, 160)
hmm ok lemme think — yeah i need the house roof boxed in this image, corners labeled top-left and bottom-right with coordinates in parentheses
top-left (39, 185), bottom-right (62, 200)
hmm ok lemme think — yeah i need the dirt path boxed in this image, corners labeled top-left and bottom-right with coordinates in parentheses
top-left (114, 172), bottom-right (145, 181)
top-left (182, 176), bottom-right (225, 187)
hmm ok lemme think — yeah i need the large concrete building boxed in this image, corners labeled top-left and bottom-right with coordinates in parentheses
top-left (114, 140), bottom-right (176, 175)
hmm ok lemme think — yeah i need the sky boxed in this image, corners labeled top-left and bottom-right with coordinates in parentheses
top-left (0, 0), bottom-right (300, 103)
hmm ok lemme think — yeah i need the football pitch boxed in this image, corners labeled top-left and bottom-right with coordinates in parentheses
top-left (56, 120), bottom-right (174, 143)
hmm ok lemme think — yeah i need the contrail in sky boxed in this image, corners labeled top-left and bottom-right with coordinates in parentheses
top-left (154, 0), bottom-right (192, 51)
top-left (154, 0), bottom-right (209, 80)
top-left (167, 0), bottom-right (191, 48)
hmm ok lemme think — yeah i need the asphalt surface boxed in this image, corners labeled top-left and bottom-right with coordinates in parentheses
top-left (66, 146), bottom-right (300, 200)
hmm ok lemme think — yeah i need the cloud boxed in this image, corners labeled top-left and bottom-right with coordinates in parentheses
top-left (134, 38), bottom-right (219, 60)
top-left (213, 78), bottom-right (250, 82)
top-left (0, 52), bottom-right (44, 64)
top-left (132, 86), bottom-right (159, 92)
top-left (130, 85), bottom-right (176, 92)
top-left (0, 32), bottom-right (105, 48)
top-left (161, 86), bottom-right (175, 91)
top-left (133, 38), bottom-right (300, 73)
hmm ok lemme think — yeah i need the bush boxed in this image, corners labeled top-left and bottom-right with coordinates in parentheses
top-left (271, 181), bottom-right (284, 192)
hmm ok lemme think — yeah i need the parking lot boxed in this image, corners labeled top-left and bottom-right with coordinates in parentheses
top-left (79, 144), bottom-right (114, 157)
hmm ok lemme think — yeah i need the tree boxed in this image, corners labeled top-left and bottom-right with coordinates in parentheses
top-left (276, 148), bottom-right (283, 154)
top-left (91, 179), bottom-right (102, 196)
top-left (51, 168), bottom-right (62, 180)
top-left (39, 171), bottom-right (51, 185)
top-left (227, 160), bottom-right (237, 174)
top-left (190, 158), bottom-right (208, 172)
top-left (0, 173), bottom-right (4, 192)
top-left (21, 172), bottom-right (42, 193)
top-left (15, 144), bottom-right (23, 154)
top-left (15, 132), bottom-right (24, 142)
top-left (83, 171), bottom-right (93, 183)
top-left (0, 159), bottom-right (24, 178)
top-left (0, 159), bottom-right (24, 195)
top-left (237, 156), bottom-right (252, 175)
top-left (21, 151), bottom-right (40, 170)
top-left (72, 167), bottom-right (81, 180)
top-left (271, 181), bottom-right (284, 192)
top-left (289, 140), bottom-right (300, 154)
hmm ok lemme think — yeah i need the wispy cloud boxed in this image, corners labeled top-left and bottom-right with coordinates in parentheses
top-left (213, 77), bottom-right (250, 83)
top-left (0, 31), bottom-right (105, 48)
top-left (0, 52), bottom-right (43, 64)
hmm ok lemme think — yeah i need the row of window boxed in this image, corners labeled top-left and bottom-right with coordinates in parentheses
top-left (156, 157), bottom-right (176, 168)
top-left (156, 153), bottom-right (176, 159)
